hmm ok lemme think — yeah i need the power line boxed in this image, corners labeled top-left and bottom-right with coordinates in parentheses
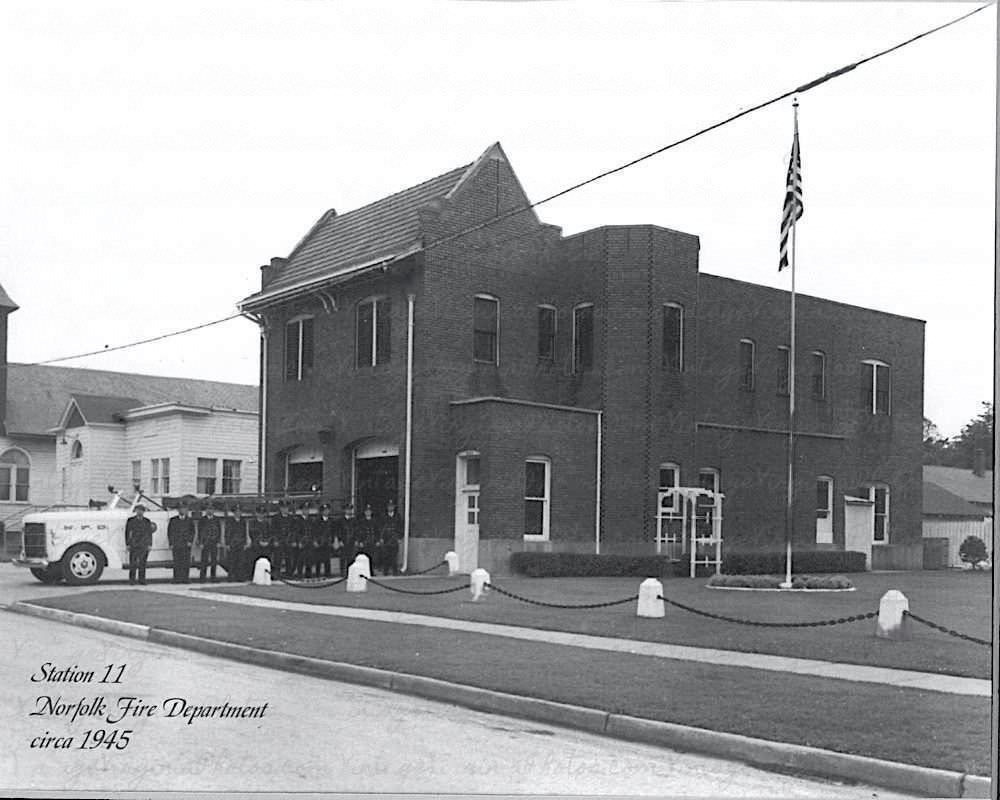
top-left (8, 0), bottom-right (993, 366)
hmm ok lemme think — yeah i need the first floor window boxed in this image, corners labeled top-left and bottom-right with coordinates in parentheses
top-left (811, 351), bottom-right (826, 400)
top-left (131, 460), bottom-right (142, 488)
top-left (161, 458), bottom-right (171, 495)
top-left (861, 360), bottom-right (891, 415)
top-left (662, 303), bottom-right (684, 372)
top-left (658, 462), bottom-right (680, 513)
top-left (871, 484), bottom-right (889, 542)
top-left (284, 316), bottom-right (315, 381)
top-left (537, 305), bottom-right (556, 361)
top-left (573, 303), bottom-right (594, 373)
top-left (150, 459), bottom-right (159, 494)
top-left (197, 458), bottom-right (217, 495)
top-left (357, 297), bottom-right (391, 367)
top-left (739, 339), bottom-right (755, 391)
top-left (71, 440), bottom-right (83, 459)
top-left (815, 476), bottom-right (833, 544)
top-left (473, 295), bottom-right (499, 364)
top-left (0, 449), bottom-right (30, 502)
top-left (524, 458), bottom-right (551, 539)
top-left (222, 460), bottom-right (242, 494)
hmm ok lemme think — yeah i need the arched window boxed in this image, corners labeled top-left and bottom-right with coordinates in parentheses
top-left (811, 351), bottom-right (827, 400)
top-left (861, 360), bottom-right (891, 415)
top-left (658, 462), bottom-right (680, 513)
top-left (572, 303), bottom-right (594, 373)
top-left (0, 448), bottom-right (30, 502)
top-left (71, 440), bottom-right (84, 459)
top-left (356, 296), bottom-right (391, 367)
top-left (537, 305), bottom-right (556, 361)
top-left (284, 314), bottom-right (315, 382)
top-left (473, 294), bottom-right (500, 364)
top-left (739, 339), bottom-right (755, 391)
top-left (662, 303), bottom-right (684, 372)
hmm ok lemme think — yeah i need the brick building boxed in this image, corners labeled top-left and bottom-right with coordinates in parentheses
top-left (239, 143), bottom-right (924, 574)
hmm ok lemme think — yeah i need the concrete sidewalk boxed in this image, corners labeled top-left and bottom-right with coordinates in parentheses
top-left (151, 583), bottom-right (991, 697)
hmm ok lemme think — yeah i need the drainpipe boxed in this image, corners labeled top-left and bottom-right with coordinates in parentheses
top-left (595, 410), bottom-right (602, 554)
top-left (402, 292), bottom-right (415, 571)
top-left (260, 325), bottom-right (267, 494)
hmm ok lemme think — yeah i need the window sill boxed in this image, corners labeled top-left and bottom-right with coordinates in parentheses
top-left (523, 534), bottom-right (549, 542)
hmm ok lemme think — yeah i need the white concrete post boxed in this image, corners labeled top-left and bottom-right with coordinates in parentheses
top-left (875, 589), bottom-right (912, 641)
top-left (637, 578), bottom-right (665, 618)
top-left (445, 551), bottom-right (459, 576)
top-left (252, 557), bottom-right (272, 586)
top-left (347, 554), bottom-right (372, 593)
top-left (470, 568), bottom-right (490, 601)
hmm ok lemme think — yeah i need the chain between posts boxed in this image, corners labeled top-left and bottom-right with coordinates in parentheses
top-left (362, 575), bottom-right (470, 595)
top-left (278, 575), bottom-right (348, 589)
top-left (486, 582), bottom-right (639, 609)
top-left (658, 595), bottom-right (877, 628)
top-left (903, 610), bottom-right (993, 647)
top-left (402, 560), bottom-right (448, 577)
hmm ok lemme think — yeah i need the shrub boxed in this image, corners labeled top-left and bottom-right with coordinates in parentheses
top-left (707, 573), bottom-right (854, 590)
top-left (959, 536), bottom-right (989, 569)
top-left (509, 552), bottom-right (678, 578)
top-left (721, 550), bottom-right (866, 575)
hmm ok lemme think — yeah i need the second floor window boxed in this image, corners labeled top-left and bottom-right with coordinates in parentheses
top-left (739, 339), bottom-right (755, 391)
top-left (357, 297), bottom-right (391, 367)
top-left (197, 458), bottom-right (217, 495)
top-left (151, 459), bottom-right (160, 494)
top-left (473, 295), bottom-right (499, 364)
top-left (861, 360), bottom-right (891, 415)
top-left (284, 316), bottom-right (315, 382)
top-left (573, 303), bottom-right (594, 373)
top-left (662, 303), bottom-right (684, 372)
top-left (131, 460), bottom-right (141, 488)
top-left (152, 458), bottom-right (170, 495)
top-left (537, 305), bottom-right (556, 361)
top-left (811, 351), bottom-right (826, 400)
top-left (777, 345), bottom-right (790, 396)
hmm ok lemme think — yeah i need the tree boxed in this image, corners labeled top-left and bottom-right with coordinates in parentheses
top-left (922, 417), bottom-right (953, 465)
top-left (952, 402), bottom-right (994, 471)
top-left (959, 536), bottom-right (989, 569)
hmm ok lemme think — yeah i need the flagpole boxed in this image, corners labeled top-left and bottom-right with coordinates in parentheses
top-left (782, 99), bottom-right (799, 589)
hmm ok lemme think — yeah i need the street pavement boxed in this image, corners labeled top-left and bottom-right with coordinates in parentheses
top-left (0, 565), bottom-right (914, 797)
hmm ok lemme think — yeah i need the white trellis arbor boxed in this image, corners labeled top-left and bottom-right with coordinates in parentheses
top-left (655, 487), bottom-right (724, 578)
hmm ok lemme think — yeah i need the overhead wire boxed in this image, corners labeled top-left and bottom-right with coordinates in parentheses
top-left (8, 0), bottom-right (993, 368)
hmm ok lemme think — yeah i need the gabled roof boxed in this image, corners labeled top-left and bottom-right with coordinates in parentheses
top-left (257, 162), bottom-right (472, 296)
top-left (4, 363), bottom-right (258, 436)
top-left (62, 394), bottom-right (142, 427)
top-left (0, 281), bottom-right (18, 311)
top-left (923, 465), bottom-right (994, 507)
top-left (923, 481), bottom-right (986, 518)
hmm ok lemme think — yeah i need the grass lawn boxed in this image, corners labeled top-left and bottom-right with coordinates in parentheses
top-left (25, 589), bottom-right (992, 776)
top-left (202, 568), bottom-right (994, 679)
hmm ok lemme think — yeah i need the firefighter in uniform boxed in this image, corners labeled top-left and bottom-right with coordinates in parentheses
top-left (269, 501), bottom-right (294, 578)
top-left (316, 502), bottom-right (335, 578)
top-left (284, 502), bottom-right (306, 578)
top-left (303, 501), bottom-right (323, 578)
top-left (379, 498), bottom-right (402, 576)
top-left (335, 504), bottom-right (357, 576)
top-left (167, 502), bottom-right (195, 583)
top-left (357, 503), bottom-right (379, 568)
top-left (248, 505), bottom-right (270, 572)
top-left (225, 504), bottom-right (250, 581)
top-left (125, 505), bottom-right (156, 585)
top-left (198, 503), bottom-right (222, 582)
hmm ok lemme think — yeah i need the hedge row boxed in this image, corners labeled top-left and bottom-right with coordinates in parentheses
top-left (509, 552), bottom-right (678, 578)
top-left (708, 573), bottom-right (854, 589)
top-left (721, 550), bottom-right (867, 575)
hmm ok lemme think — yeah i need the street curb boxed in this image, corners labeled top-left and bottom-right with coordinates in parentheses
top-left (6, 600), bottom-right (991, 797)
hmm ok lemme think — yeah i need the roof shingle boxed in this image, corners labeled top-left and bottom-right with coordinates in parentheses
top-left (922, 481), bottom-right (986, 518)
top-left (923, 465), bottom-right (994, 507)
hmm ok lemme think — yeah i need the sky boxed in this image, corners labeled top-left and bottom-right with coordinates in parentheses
top-left (0, 0), bottom-right (994, 438)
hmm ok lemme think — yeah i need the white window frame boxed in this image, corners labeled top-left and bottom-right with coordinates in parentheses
top-left (150, 458), bottom-right (159, 495)
top-left (356, 295), bottom-right (390, 368)
top-left (861, 359), bottom-right (891, 415)
top-left (572, 302), bottom-right (595, 374)
top-left (662, 302), bottom-right (684, 372)
top-left (473, 294), bottom-right (500, 365)
top-left (811, 350), bottom-right (827, 400)
top-left (523, 456), bottom-right (551, 542)
top-left (131, 460), bottom-right (141, 489)
top-left (71, 440), bottom-right (84, 460)
top-left (658, 462), bottom-right (681, 513)
top-left (285, 314), bottom-right (314, 382)
top-left (196, 458), bottom-right (218, 495)
top-left (864, 483), bottom-right (890, 543)
top-left (815, 475), bottom-right (834, 544)
top-left (161, 458), bottom-right (171, 495)
top-left (0, 447), bottom-right (31, 503)
top-left (739, 338), bottom-right (756, 391)
top-left (456, 450), bottom-right (481, 528)
top-left (222, 459), bottom-right (242, 494)
top-left (537, 304), bottom-right (557, 361)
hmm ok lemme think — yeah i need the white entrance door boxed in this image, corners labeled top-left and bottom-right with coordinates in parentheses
top-left (454, 452), bottom-right (480, 572)
top-left (843, 497), bottom-right (874, 569)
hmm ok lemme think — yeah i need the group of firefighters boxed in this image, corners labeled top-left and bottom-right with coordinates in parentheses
top-left (123, 498), bottom-right (403, 585)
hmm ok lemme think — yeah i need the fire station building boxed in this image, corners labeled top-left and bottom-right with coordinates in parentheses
top-left (239, 143), bottom-right (924, 574)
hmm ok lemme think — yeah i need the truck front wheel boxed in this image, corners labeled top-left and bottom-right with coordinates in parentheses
top-left (30, 565), bottom-right (63, 584)
top-left (62, 544), bottom-right (104, 585)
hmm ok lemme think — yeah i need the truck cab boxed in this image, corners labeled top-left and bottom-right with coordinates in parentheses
top-left (13, 491), bottom-right (174, 585)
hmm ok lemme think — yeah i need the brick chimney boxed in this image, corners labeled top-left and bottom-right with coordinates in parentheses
top-left (0, 282), bottom-right (20, 436)
top-left (260, 256), bottom-right (288, 290)
top-left (973, 448), bottom-right (986, 477)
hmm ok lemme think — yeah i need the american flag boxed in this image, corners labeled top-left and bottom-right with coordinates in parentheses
top-left (779, 121), bottom-right (803, 271)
